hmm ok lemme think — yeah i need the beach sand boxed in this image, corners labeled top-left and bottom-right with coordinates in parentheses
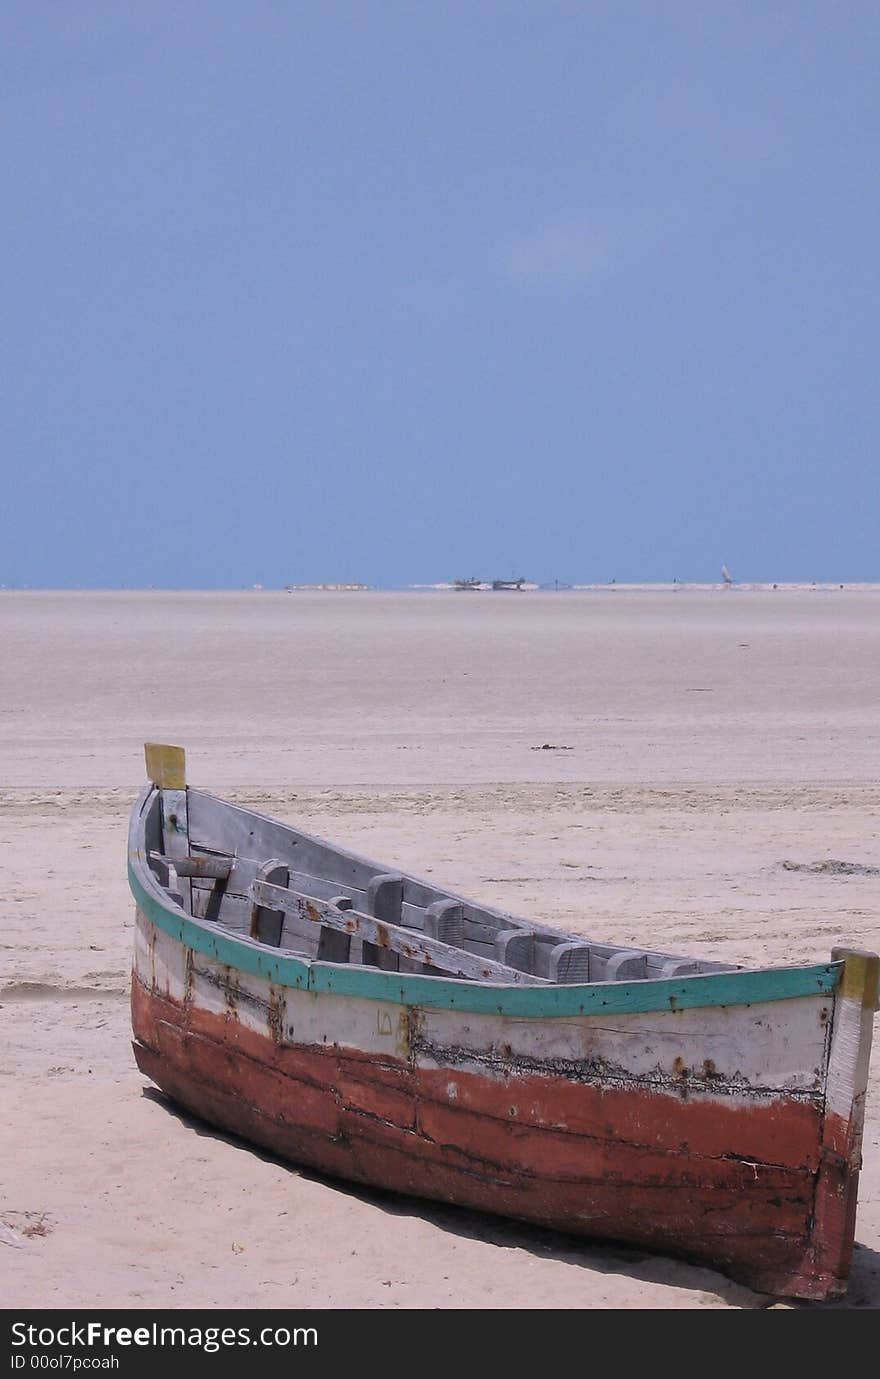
top-left (1, 590), bottom-right (878, 1309)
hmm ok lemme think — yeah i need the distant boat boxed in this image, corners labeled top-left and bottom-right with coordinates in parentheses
top-left (129, 743), bottom-right (879, 1301)
top-left (492, 577), bottom-right (537, 591)
top-left (721, 565), bottom-right (734, 587)
top-left (453, 577), bottom-right (483, 591)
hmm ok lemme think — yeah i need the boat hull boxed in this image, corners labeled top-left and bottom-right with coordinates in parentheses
top-left (129, 903), bottom-right (873, 1300)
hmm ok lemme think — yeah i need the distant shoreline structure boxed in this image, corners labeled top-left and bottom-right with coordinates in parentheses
top-left (570, 580), bottom-right (858, 593)
top-left (450, 576), bottom-right (540, 591)
top-left (284, 582), bottom-right (372, 592)
top-left (414, 580), bottom-right (869, 593)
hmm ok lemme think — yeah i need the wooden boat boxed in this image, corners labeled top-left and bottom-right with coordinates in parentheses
top-left (128, 744), bottom-right (878, 1301)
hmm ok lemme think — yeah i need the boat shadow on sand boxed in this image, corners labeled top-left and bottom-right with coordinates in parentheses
top-left (142, 1087), bottom-right (880, 1310)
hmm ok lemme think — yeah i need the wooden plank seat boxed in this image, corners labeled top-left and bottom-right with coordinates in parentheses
top-left (423, 899), bottom-right (465, 977)
top-left (146, 840), bottom-right (737, 983)
top-left (150, 851), bottom-right (233, 881)
top-left (495, 929), bottom-right (580, 980)
top-left (250, 879), bottom-right (550, 985)
top-left (424, 899), bottom-right (465, 947)
top-left (363, 874), bottom-right (403, 973)
top-left (548, 942), bottom-right (592, 983)
top-left (241, 876), bottom-right (707, 984)
top-left (589, 950), bottom-right (649, 981)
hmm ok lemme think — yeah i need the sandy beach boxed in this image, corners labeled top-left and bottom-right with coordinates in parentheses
top-left (2, 589), bottom-right (878, 1309)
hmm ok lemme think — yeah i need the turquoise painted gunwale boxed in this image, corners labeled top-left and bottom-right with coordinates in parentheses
top-left (128, 859), bottom-right (841, 1018)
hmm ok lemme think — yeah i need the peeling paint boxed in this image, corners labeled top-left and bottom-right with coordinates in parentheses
top-left (410, 1031), bottom-right (825, 1105)
top-left (267, 984), bottom-right (284, 1045)
top-left (223, 966), bottom-right (239, 1020)
top-left (400, 1004), bottom-right (424, 1064)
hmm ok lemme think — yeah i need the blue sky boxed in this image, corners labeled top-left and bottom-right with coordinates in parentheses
top-left (2, 3), bottom-right (878, 586)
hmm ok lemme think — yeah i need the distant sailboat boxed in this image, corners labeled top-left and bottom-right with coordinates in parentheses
top-left (721, 565), bottom-right (734, 587)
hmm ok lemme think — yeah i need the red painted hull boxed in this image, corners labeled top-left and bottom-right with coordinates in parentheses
top-left (131, 976), bottom-right (846, 1299)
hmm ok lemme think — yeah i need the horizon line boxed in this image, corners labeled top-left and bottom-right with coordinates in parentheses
top-left (2, 580), bottom-right (879, 594)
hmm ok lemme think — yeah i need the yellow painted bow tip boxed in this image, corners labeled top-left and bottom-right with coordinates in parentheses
top-left (144, 742), bottom-right (186, 790)
top-left (832, 948), bottom-right (880, 1011)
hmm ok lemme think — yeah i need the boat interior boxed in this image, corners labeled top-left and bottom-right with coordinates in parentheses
top-left (141, 787), bottom-right (741, 987)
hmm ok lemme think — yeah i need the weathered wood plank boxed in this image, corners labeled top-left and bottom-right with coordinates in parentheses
top-left (142, 789), bottom-right (164, 860)
top-left (660, 959), bottom-right (704, 978)
top-left (192, 885), bottom-right (244, 928)
top-left (424, 899), bottom-right (465, 947)
top-left (195, 850), bottom-right (368, 911)
top-left (160, 788), bottom-right (191, 914)
top-left (251, 881), bottom-right (549, 985)
top-left (318, 896), bottom-right (353, 964)
top-left (186, 884), bottom-right (317, 952)
top-left (187, 790), bottom-right (381, 891)
top-left (421, 901), bottom-right (465, 976)
top-left (495, 930), bottom-right (536, 973)
top-left (363, 875), bottom-right (403, 973)
top-left (150, 851), bottom-right (233, 881)
top-left (249, 860), bottom-right (288, 946)
top-left (189, 884), bottom-right (246, 925)
top-left (279, 915), bottom-right (322, 957)
top-left (549, 942), bottom-right (592, 983)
